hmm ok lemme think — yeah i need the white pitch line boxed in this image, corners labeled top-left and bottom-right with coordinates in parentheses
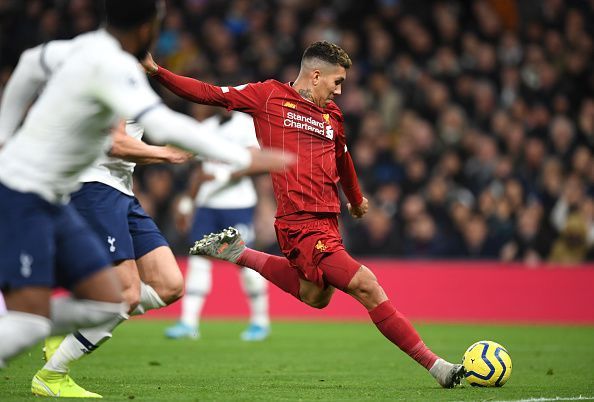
top-left (491, 396), bottom-right (594, 402)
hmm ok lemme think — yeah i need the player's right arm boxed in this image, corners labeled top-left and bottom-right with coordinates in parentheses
top-left (141, 52), bottom-right (265, 114)
top-left (0, 41), bottom-right (71, 145)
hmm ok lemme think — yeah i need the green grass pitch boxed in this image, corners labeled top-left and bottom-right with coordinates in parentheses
top-left (1, 320), bottom-right (593, 401)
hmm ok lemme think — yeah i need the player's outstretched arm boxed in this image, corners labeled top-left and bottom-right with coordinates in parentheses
top-left (108, 121), bottom-right (194, 165)
top-left (141, 53), bottom-right (264, 114)
top-left (99, 55), bottom-right (291, 175)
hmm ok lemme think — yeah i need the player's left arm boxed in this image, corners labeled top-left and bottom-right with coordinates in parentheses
top-left (108, 121), bottom-right (194, 165)
top-left (335, 120), bottom-right (367, 219)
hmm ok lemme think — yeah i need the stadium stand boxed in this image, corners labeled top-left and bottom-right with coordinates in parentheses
top-left (1, 0), bottom-right (592, 263)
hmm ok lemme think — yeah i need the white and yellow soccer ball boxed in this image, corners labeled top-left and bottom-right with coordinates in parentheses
top-left (462, 340), bottom-right (512, 387)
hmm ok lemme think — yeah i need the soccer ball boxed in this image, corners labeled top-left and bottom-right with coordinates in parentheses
top-left (462, 340), bottom-right (512, 387)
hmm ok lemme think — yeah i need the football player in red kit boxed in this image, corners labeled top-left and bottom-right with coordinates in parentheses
top-left (142, 41), bottom-right (463, 388)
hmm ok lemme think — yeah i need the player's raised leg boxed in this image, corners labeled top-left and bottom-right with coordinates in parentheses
top-left (190, 228), bottom-right (334, 309)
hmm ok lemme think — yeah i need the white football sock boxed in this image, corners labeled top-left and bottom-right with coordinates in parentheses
top-left (0, 311), bottom-right (51, 364)
top-left (240, 267), bottom-right (270, 327)
top-left (50, 297), bottom-right (127, 335)
top-left (130, 282), bottom-right (166, 316)
top-left (43, 313), bottom-right (128, 373)
top-left (180, 256), bottom-right (212, 327)
top-left (51, 296), bottom-right (128, 335)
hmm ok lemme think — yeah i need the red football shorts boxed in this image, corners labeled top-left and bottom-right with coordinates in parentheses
top-left (274, 214), bottom-right (362, 290)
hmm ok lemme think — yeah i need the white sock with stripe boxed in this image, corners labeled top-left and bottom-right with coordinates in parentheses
top-left (43, 313), bottom-right (128, 373)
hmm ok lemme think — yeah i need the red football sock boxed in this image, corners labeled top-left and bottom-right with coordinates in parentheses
top-left (369, 300), bottom-right (439, 370)
top-left (237, 248), bottom-right (301, 300)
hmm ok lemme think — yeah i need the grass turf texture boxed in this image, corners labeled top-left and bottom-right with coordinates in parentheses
top-left (1, 320), bottom-right (593, 401)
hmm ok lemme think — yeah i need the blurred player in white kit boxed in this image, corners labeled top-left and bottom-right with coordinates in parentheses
top-left (166, 109), bottom-right (270, 342)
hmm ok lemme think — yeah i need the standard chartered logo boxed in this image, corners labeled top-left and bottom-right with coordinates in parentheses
top-left (284, 111), bottom-right (333, 140)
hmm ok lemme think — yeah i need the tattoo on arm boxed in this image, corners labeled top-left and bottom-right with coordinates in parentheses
top-left (298, 89), bottom-right (314, 102)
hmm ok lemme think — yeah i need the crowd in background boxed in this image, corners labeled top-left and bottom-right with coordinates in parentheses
top-left (1, 0), bottom-right (593, 263)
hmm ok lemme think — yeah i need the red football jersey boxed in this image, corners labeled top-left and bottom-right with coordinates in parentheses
top-left (155, 69), bottom-right (362, 217)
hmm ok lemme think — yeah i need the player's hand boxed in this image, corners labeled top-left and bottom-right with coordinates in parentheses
top-left (164, 145), bottom-right (195, 164)
top-left (347, 197), bottom-right (369, 219)
top-left (141, 52), bottom-right (158, 76)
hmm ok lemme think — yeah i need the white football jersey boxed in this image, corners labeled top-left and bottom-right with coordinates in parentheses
top-left (78, 121), bottom-right (142, 196)
top-left (0, 29), bottom-right (252, 204)
top-left (197, 112), bottom-right (258, 209)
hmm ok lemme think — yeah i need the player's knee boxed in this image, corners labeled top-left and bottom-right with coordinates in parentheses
top-left (301, 290), bottom-right (332, 309)
top-left (307, 297), bottom-right (331, 309)
top-left (156, 276), bottom-right (184, 305)
top-left (347, 266), bottom-right (384, 302)
top-left (122, 280), bottom-right (141, 313)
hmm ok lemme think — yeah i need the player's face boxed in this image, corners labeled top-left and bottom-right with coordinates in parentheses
top-left (315, 65), bottom-right (346, 107)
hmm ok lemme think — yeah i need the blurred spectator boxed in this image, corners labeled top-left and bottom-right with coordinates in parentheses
top-left (549, 214), bottom-right (590, 264)
top-left (459, 214), bottom-right (501, 259)
top-left (348, 203), bottom-right (401, 256)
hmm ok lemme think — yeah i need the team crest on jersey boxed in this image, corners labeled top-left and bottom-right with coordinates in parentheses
top-left (315, 240), bottom-right (327, 252)
top-left (283, 101), bottom-right (297, 109)
top-left (107, 236), bottom-right (116, 253)
top-left (20, 253), bottom-right (33, 278)
top-left (322, 114), bottom-right (330, 123)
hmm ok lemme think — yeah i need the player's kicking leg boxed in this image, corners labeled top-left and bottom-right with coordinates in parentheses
top-left (339, 260), bottom-right (464, 388)
top-left (190, 227), bottom-right (334, 308)
top-left (190, 227), bottom-right (464, 388)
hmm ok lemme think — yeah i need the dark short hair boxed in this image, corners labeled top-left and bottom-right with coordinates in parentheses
top-left (302, 41), bottom-right (352, 69)
top-left (103, 0), bottom-right (161, 29)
